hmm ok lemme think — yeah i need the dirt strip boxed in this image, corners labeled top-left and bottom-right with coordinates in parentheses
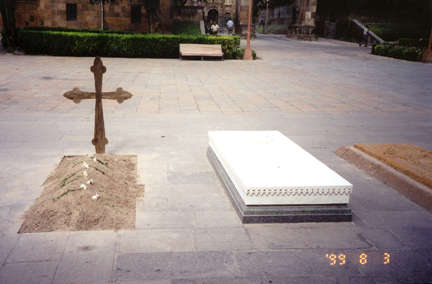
top-left (337, 145), bottom-right (432, 213)
top-left (19, 154), bottom-right (144, 233)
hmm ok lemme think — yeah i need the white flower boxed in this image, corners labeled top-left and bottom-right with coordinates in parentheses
top-left (93, 157), bottom-right (97, 162)
top-left (86, 179), bottom-right (94, 185)
top-left (82, 162), bottom-right (89, 169)
top-left (80, 184), bottom-right (87, 190)
top-left (83, 170), bottom-right (88, 177)
top-left (91, 193), bottom-right (100, 200)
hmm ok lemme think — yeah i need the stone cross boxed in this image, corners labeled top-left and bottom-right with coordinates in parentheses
top-left (63, 57), bottom-right (132, 154)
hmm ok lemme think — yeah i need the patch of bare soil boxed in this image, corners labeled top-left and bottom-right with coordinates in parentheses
top-left (353, 144), bottom-right (432, 190)
top-left (19, 154), bottom-right (144, 233)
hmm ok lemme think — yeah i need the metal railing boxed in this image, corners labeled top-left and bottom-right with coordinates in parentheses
top-left (352, 19), bottom-right (385, 44)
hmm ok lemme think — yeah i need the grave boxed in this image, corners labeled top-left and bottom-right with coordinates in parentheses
top-left (207, 131), bottom-right (353, 223)
top-left (18, 57), bottom-right (143, 233)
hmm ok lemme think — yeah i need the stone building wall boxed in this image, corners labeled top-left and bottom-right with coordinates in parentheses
top-left (14, 0), bottom-right (149, 32)
top-left (296, 0), bottom-right (317, 27)
top-left (15, 0), bottom-right (41, 27)
top-left (11, 0), bottom-right (249, 34)
top-left (172, 0), bottom-right (249, 35)
top-left (236, 0), bottom-right (251, 35)
top-left (104, 0), bottom-right (148, 32)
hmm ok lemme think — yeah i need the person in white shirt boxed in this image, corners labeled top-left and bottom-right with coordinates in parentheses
top-left (210, 22), bottom-right (219, 35)
top-left (226, 19), bottom-right (234, 34)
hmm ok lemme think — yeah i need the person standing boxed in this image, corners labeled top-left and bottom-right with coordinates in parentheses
top-left (359, 28), bottom-right (369, 47)
top-left (210, 22), bottom-right (219, 35)
top-left (226, 19), bottom-right (234, 35)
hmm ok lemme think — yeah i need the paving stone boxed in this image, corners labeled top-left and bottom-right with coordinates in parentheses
top-left (194, 210), bottom-right (242, 228)
top-left (355, 249), bottom-right (432, 283)
top-left (115, 251), bottom-right (236, 281)
top-left (167, 170), bottom-right (217, 185)
top-left (118, 229), bottom-right (194, 253)
top-left (261, 276), bottom-right (338, 284)
top-left (246, 223), bottom-right (371, 250)
top-left (0, 261), bottom-right (57, 284)
top-left (50, 231), bottom-right (117, 284)
top-left (194, 227), bottom-right (252, 251)
top-left (389, 226), bottom-right (432, 248)
top-left (137, 184), bottom-right (232, 212)
top-left (0, 233), bottom-right (19, 266)
top-left (355, 228), bottom-right (403, 249)
top-left (135, 211), bottom-right (196, 230)
top-left (234, 250), bottom-right (362, 280)
top-left (171, 277), bottom-right (266, 284)
top-left (63, 230), bottom-right (117, 253)
top-left (53, 249), bottom-right (114, 284)
top-left (7, 232), bottom-right (68, 263)
top-left (116, 281), bottom-right (171, 284)
top-left (0, 203), bottom-right (27, 234)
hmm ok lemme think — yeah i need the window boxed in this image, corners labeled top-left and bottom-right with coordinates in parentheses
top-left (131, 5), bottom-right (141, 24)
top-left (66, 3), bottom-right (77, 21)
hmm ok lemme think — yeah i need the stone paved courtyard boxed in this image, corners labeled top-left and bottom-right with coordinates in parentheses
top-left (0, 35), bottom-right (431, 283)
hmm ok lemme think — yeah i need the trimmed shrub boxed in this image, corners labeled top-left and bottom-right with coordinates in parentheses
top-left (372, 44), bottom-right (423, 61)
top-left (16, 29), bottom-right (241, 59)
top-left (1, 32), bottom-right (7, 49)
top-left (372, 44), bottom-right (391, 56)
top-left (235, 48), bottom-right (257, 60)
top-left (398, 38), bottom-right (428, 48)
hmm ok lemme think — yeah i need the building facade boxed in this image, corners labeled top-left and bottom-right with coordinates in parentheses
top-left (257, 0), bottom-right (317, 38)
top-left (11, 0), bottom-right (250, 34)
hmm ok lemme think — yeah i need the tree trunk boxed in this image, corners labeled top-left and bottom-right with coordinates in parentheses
top-left (423, 28), bottom-right (432, 63)
top-left (422, 1), bottom-right (432, 63)
top-left (148, 13), bottom-right (153, 33)
top-left (0, 0), bottom-right (17, 51)
top-left (100, 1), bottom-right (104, 30)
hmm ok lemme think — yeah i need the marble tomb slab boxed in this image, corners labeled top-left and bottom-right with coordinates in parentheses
top-left (207, 131), bottom-right (353, 223)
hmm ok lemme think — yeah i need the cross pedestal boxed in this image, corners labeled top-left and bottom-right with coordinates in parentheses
top-left (63, 57), bottom-right (133, 154)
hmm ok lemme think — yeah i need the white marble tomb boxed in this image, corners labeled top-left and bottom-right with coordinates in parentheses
top-left (208, 131), bottom-right (353, 205)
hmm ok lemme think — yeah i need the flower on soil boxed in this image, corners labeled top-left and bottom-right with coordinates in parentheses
top-left (91, 193), bottom-right (100, 200)
top-left (82, 162), bottom-right (89, 169)
top-left (80, 184), bottom-right (87, 190)
top-left (87, 179), bottom-right (94, 185)
top-left (83, 170), bottom-right (88, 177)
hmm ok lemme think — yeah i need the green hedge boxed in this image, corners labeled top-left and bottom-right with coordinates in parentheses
top-left (372, 44), bottom-right (424, 61)
top-left (398, 38), bottom-right (428, 48)
top-left (16, 29), bottom-right (241, 59)
top-left (235, 48), bottom-right (257, 60)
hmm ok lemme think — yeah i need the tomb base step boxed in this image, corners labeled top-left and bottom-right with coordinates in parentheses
top-left (208, 147), bottom-right (352, 223)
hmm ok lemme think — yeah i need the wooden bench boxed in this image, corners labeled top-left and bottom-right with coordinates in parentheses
top-left (179, 44), bottom-right (223, 60)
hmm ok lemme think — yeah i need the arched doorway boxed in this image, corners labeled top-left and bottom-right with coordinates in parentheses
top-left (207, 9), bottom-right (218, 25)
top-left (224, 12), bottom-right (231, 26)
